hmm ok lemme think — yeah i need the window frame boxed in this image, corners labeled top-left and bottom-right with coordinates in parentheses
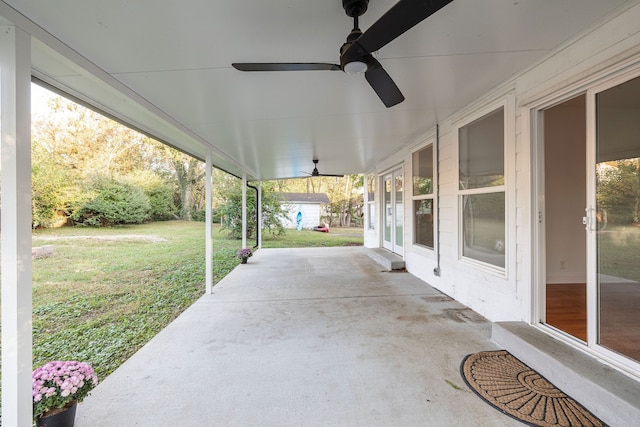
top-left (456, 102), bottom-right (509, 274)
top-left (411, 142), bottom-right (435, 250)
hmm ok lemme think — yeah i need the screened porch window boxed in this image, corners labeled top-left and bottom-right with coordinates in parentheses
top-left (458, 107), bottom-right (505, 268)
top-left (412, 144), bottom-right (434, 248)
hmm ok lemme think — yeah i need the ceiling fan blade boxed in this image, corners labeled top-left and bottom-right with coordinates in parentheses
top-left (351, 0), bottom-right (453, 55)
top-left (232, 63), bottom-right (341, 72)
top-left (319, 174), bottom-right (345, 177)
top-left (364, 57), bottom-right (404, 107)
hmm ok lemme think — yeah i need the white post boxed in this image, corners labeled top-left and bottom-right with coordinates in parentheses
top-left (241, 172), bottom-right (247, 249)
top-left (257, 181), bottom-right (262, 249)
top-left (1, 24), bottom-right (33, 427)
top-left (205, 151), bottom-right (213, 294)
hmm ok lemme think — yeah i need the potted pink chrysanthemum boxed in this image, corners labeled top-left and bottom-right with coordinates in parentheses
top-left (236, 248), bottom-right (253, 264)
top-left (32, 360), bottom-right (98, 426)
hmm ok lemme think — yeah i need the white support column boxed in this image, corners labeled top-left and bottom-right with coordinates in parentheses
top-left (205, 151), bottom-right (213, 294)
top-left (241, 172), bottom-right (247, 249)
top-left (257, 181), bottom-right (262, 249)
top-left (1, 24), bottom-right (33, 427)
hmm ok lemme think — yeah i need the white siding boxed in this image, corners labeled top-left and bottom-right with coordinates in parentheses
top-left (281, 203), bottom-right (322, 229)
top-left (383, 2), bottom-right (640, 323)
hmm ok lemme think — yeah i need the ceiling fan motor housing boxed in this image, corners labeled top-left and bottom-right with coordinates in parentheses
top-left (340, 25), bottom-right (366, 73)
top-left (232, 0), bottom-right (452, 107)
top-left (342, 0), bottom-right (369, 17)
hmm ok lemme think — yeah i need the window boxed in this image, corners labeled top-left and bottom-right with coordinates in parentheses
top-left (412, 144), bottom-right (434, 248)
top-left (366, 174), bottom-right (375, 230)
top-left (458, 107), bottom-right (505, 268)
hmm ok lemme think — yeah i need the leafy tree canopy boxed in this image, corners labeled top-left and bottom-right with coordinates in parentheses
top-left (218, 179), bottom-right (287, 239)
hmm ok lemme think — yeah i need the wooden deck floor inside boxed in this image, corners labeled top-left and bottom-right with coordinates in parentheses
top-left (546, 283), bottom-right (587, 341)
top-left (546, 282), bottom-right (640, 361)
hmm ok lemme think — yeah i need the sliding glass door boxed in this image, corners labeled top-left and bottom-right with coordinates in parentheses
top-left (593, 75), bottom-right (640, 363)
top-left (382, 168), bottom-right (403, 254)
top-left (538, 73), bottom-right (640, 372)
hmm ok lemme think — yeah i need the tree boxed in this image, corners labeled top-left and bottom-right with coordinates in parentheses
top-left (597, 159), bottom-right (640, 225)
top-left (324, 174), bottom-right (364, 227)
top-left (31, 141), bottom-right (80, 228)
top-left (218, 179), bottom-right (286, 239)
top-left (166, 149), bottom-right (205, 221)
top-left (32, 97), bottom-right (153, 177)
top-left (30, 87), bottom-right (366, 230)
top-left (30, 87), bottom-right (201, 227)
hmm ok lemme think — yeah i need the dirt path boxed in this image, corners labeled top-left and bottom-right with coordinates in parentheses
top-left (34, 234), bottom-right (167, 243)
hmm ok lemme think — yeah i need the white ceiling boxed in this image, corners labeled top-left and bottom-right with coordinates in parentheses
top-left (0, 0), bottom-right (632, 180)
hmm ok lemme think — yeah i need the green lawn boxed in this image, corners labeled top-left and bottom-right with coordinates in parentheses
top-left (30, 221), bottom-right (240, 380)
top-left (27, 221), bottom-right (362, 381)
top-left (598, 224), bottom-right (640, 282)
top-left (262, 227), bottom-right (363, 248)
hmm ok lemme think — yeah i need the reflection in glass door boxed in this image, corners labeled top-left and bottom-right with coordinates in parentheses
top-left (595, 75), bottom-right (640, 363)
top-left (382, 168), bottom-right (403, 254)
top-left (395, 173), bottom-right (404, 252)
top-left (383, 174), bottom-right (392, 249)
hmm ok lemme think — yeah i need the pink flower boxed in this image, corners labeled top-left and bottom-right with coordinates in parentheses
top-left (32, 360), bottom-right (99, 419)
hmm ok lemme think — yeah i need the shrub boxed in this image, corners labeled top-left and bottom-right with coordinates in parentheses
top-left (125, 172), bottom-right (176, 221)
top-left (72, 177), bottom-right (151, 226)
top-left (31, 154), bottom-right (79, 228)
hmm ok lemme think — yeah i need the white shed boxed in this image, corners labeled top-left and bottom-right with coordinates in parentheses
top-left (278, 193), bottom-right (330, 230)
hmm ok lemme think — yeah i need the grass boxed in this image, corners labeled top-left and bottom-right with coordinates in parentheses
top-left (26, 222), bottom-right (362, 382)
top-left (30, 221), bottom-right (241, 381)
top-left (598, 224), bottom-right (640, 282)
top-left (262, 227), bottom-right (363, 248)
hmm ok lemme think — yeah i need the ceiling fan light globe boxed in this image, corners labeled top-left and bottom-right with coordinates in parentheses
top-left (344, 60), bottom-right (368, 74)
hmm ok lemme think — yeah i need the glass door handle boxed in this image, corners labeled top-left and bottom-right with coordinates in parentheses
top-left (583, 207), bottom-right (595, 231)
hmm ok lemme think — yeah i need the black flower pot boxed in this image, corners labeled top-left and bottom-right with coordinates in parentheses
top-left (36, 400), bottom-right (77, 427)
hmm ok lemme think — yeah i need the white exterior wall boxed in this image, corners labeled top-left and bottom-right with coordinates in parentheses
top-left (363, 221), bottom-right (378, 248)
top-left (281, 203), bottom-right (322, 229)
top-left (377, 2), bottom-right (640, 323)
top-left (363, 183), bottom-right (379, 248)
top-left (404, 102), bottom-right (521, 322)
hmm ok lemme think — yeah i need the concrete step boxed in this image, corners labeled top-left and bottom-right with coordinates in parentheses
top-left (366, 248), bottom-right (405, 271)
top-left (492, 321), bottom-right (640, 427)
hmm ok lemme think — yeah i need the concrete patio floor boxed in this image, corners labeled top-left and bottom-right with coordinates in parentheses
top-left (75, 247), bottom-right (520, 426)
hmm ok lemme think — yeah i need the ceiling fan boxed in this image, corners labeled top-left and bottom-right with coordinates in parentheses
top-left (302, 159), bottom-right (344, 178)
top-left (232, 0), bottom-right (453, 108)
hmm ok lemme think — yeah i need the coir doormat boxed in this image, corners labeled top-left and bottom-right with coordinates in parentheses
top-left (460, 350), bottom-right (606, 427)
